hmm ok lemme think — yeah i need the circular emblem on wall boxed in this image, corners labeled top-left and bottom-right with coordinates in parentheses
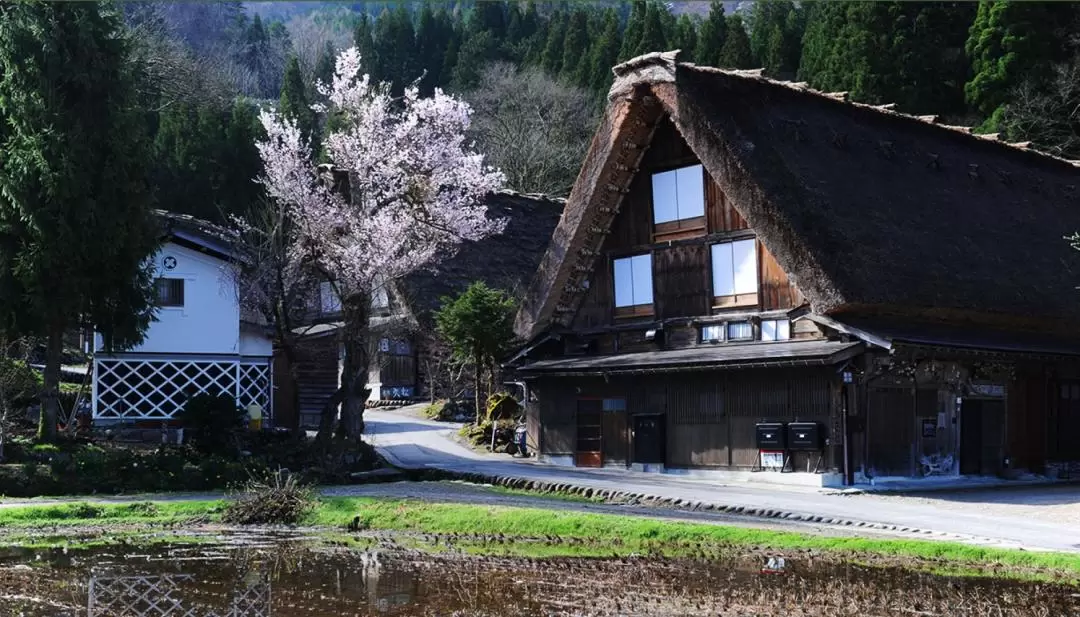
top-left (162, 255), bottom-right (178, 271)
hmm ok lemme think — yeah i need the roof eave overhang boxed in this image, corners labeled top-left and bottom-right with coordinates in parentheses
top-left (520, 343), bottom-right (864, 378)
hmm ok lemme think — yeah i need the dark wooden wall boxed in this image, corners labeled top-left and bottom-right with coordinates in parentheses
top-left (533, 368), bottom-right (836, 470)
top-left (572, 115), bottom-right (804, 333)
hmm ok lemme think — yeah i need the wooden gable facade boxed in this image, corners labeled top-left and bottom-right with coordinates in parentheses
top-left (570, 118), bottom-right (808, 345)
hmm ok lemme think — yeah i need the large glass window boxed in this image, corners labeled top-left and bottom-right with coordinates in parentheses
top-left (613, 253), bottom-right (654, 316)
top-left (652, 164), bottom-right (705, 224)
top-left (711, 239), bottom-right (759, 308)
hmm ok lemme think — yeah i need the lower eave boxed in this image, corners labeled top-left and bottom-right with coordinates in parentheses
top-left (517, 340), bottom-right (863, 377)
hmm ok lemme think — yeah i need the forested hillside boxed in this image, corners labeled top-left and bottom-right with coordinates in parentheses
top-left (130, 0), bottom-right (1080, 220)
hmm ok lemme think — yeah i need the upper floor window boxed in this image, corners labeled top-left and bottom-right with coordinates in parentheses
top-left (711, 239), bottom-right (758, 308)
top-left (726, 321), bottom-right (753, 341)
top-left (319, 281), bottom-right (342, 315)
top-left (761, 319), bottom-right (791, 341)
top-left (155, 278), bottom-right (184, 308)
top-left (372, 285), bottom-right (389, 312)
top-left (652, 164), bottom-right (706, 240)
top-left (613, 253), bottom-right (654, 317)
top-left (701, 324), bottom-right (724, 343)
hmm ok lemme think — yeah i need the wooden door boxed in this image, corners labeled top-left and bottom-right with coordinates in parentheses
top-left (866, 388), bottom-right (915, 477)
top-left (632, 414), bottom-right (666, 464)
top-left (960, 399), bottom-right (983, 475)
top-left (575, 399), bottom-right (603, 467)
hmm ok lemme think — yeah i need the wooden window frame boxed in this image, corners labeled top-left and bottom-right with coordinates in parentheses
top-left (612, 253), bottom-right (654, 320)
top-left (761, 319), bottom-right (791, 342)
top-left (155, 277), bottom-right (185, 308)
top-left (651, 164), bottom-right (707, 242)
top-left (726, 321), bottom-right (754, 341)
top-left (710, 238), bottom-right (760, 311)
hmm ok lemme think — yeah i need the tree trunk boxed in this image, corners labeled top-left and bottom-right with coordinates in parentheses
top-left (37, 326), bottom-right (62, 442)
top-left (473, 348), bottom-right (483, 424)
top-left (335, 297), bottom-right (371, 440)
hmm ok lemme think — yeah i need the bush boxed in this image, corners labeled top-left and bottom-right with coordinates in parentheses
top-left (459, 418), bottom-right (516, 450)
top-left (485, 392), bottom-right (520, 422)
top-left (422, 399), bottom-right (470, 421)
top-left (222, 471), bottom-right (315, 526)
top-left (177, 393), bottom-right (246, 455)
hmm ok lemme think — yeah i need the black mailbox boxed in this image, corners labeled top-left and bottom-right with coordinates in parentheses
top-left (787, 422), bottom-right (823, 451)
top-left (755, 422), bottom-right (786, 449)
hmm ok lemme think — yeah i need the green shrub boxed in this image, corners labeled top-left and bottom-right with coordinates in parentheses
top-left (177, 393), bottom-right (246, 455)
top-left (422, 400), bottom-right (446, 420)
top-left (485, 392), bottom-right (520, 422)
top-left (222, 471), bottom-right (315, 526)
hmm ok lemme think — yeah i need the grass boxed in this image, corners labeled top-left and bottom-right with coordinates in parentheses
top-left (0, 500), bottom-right (221, 527)
top-left (1, 496), bottom-right (1078, 582)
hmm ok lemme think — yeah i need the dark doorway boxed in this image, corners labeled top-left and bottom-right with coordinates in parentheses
top-left (960, 399), bottom-right (984, 475)
top-left (632, 414), bottom-right (665, 464)
top-left (575, 399), bottom-right (603, 467)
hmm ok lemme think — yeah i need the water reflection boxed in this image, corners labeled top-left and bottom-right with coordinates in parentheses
top-left (1, 538), bottom-right (1077, 617)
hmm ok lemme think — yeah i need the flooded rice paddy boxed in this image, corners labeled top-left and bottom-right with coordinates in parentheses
top-left (0, 532), bottom-right (1077, 616)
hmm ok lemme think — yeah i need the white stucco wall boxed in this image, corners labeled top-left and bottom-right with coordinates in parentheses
top-left (240, 324), bottom-right (273, 357)
top-left (106, 242), bottom-right (242, 355)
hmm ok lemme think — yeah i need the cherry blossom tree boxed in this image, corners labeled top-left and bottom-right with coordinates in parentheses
top-left (255, 47), bottom-right (505, 440)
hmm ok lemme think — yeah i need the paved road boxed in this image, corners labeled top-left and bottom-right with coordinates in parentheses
top-left (363, 407), bottom-right (1080, 553)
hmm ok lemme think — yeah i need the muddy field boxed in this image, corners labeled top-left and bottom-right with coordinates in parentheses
top-left (0, 533), bottom-right (1077, 616)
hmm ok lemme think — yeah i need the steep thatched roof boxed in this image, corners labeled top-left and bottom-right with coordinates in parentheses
top-left (516, 51), bottom-right (1080, 340)
top-left (397, 190), bottom-right (565, 327)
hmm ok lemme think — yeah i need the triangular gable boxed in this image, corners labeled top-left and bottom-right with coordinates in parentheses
top-left (516, 51), bottom-right (1080, 340)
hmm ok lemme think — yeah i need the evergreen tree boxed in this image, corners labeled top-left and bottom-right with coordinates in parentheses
top-left (674, 14), bottom-right (698, 63)
top-left (452, 30), bottom-right (497, 90)
top-left (694, 2), bottom-right (727, 67)
top-left (748, 0), bottom-right (803, 77)
top-left (618, 0), bottom-right (646, 62)
top-left (469, 1), bottom-right (506, 39)
top-left (717, 13), bottom-right (753, 69)
top-left (374, 5), bottom-right (417, 93)
top-left (965, 1), bottom-right (1062, 128)
top-left (353, 13), bottom-right (379, 80)
top-left (440, 28), bottom-right (461, 87)
top-left (279, 55), bottom-right (315, 147)
top-left (561, 9), bottom-right (589, 85)
top-left (415, 2), bottom-right (445, 95)
top-left (589, 9), bottom-right (621, 95)
top-left (0, 2), bottom-right (159, 441)
top-left (633, 1), bottom-right (669, 57)
top-left (540, 10), bottom-right (567, 76)
top-left (313, 41), bottom-right (336, 93)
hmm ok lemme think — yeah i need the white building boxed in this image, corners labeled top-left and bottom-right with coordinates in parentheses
top-left (92, 212), bottom-right (274, 424)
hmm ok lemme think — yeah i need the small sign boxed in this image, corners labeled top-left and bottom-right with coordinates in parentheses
top-left (762, 556), bottom-right (787, 574)
top-left (921, 418), bottom-right (936, 439)
top-left (162, 255), bottom-right (177, 271)
top-left (760, 451), bottom-right (785, 470)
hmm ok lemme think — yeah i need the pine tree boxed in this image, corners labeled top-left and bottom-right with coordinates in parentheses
top-left (313, 41), bottom-right (336, 93)
top-left (748, 0), bottom-right (803, 77)
top-left (540, 11), bottom-right (567, 76)
top-left (279, 56), bottom-right (315, 147)
top-left (374, 5), bottom-right (417, 94)
top-left (589, 9), bottom-right (621, 95)
top-left (633, 1), bottom-right (669, 57)
top-left (353, 13), bottom-right (380, 81)
top-left (452, 30), bottom-right (497, 90)
top-left (717, 13), bottom-right (754, 69)
top-left (619, 0), bottom-right (646, 62)
top-left (415, 2), bottom-right (445, 96)
top-left (560, 9), bottom-right (589, 85)
top-left (0, 2), bottom-right (159, 442)
top-left (694, 1), bottom-right (727, 67)
top-left (965, 1), bottom-right (1062, 127)
top-left (674, 14), bottom-right (698, 63)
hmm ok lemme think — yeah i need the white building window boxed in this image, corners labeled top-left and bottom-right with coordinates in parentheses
top-left (701, 325), bottom-right (724, 342)
top-left (761, 319), bottom-right (791, 341)
top-left (727, 321), bottom-right (753, 341)
top-left (155, 278), bottom-right (184, 307)
top-left (319, 281), bottom-right (341, 314)
top-left (613, 253), bottom-right (654, 317)
top-left (652, 164), bottom-right (705, 224)
top-left (711, 238), bottom-right (758, 308)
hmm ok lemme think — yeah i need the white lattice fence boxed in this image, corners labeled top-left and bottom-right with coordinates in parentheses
top-left (94, 357), bottom-right (271, 422)
top-left (88, 573), bottom-right (271, 617)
